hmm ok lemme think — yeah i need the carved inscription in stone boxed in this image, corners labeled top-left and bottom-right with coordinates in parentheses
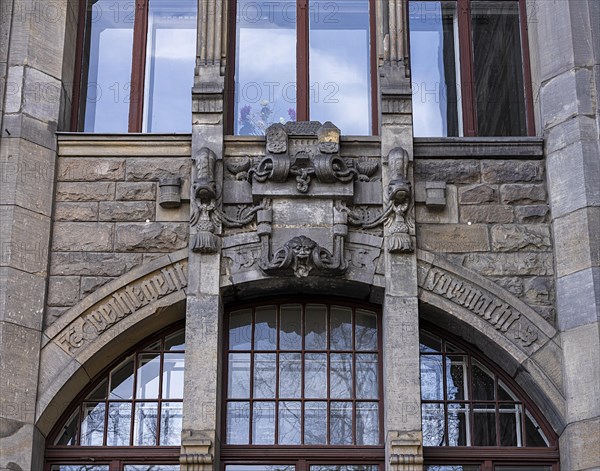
top-left (57, 261), bottom-right (188, 353)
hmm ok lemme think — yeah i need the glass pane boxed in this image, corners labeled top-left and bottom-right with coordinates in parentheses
top-left (420, 355), bottom-right (444, 400)
top-left (309, 0), bottom-right (372, 135)
top-left (304, 401), bottom-right (327, 444)
top-left (142, 0), bottom-right (197, 132)
top-left (330, 401), bottom-right (353, 444)
top-left (235, 0), bottom-right (297, 135)
top-left (86, 379), bottom-right (107, 401)
top-left (52, 467), bottom-right (110, 471)
top-left (356, 402), bottom-right (379, 445)
top-left (422, 403), bottom-right (445, 446)
top-left (228, 353), bottom-right (251, 398)
top-left (278, 401), bottom-right (301, 444)
top-left (471, 1), bottom-right (527, 136)
top-left (525, 409), bottom-right (549, 446)
top-left (137, 353), bottom-right (161, 399)
top-left (80, 402), bottom-right (105, 446)
top-left (472, 360), bottom-right (495, 400)
top-left (161, 401), bottom-right (183, 445)
top-left (420, 331), bottom-right (442, 353)
top-left (409, 1), bottom-right (461, 137)
top-left (447, 403), bottom-right (470, 446)
top-left (125, 466), bottom-right (180, 471)
top-left (499, 403), bottom-right (522, 446)
top-left (280, 304), bottom-right (302, 350)
top-left (254, 353), bottom-right (277, 398)
top-left (165, 329), bottom-right (186, 350)
top-left (473, 403), bottom-right (496, 446)
top-left (495, 468), bottom-right (552, 471)
top-left (229, 309), bottom-right (252, 350)
top-left (163, 353), bottom-right (185, 399)
top-left (106, 402), bottom-right (132, 446)
top-left (446, 355), bottom-right (468, 401)
top-left (424, 467), bottom-right (480, 471)
top-left (311, 467), bottom-right (379, 471)
top-left (305, 304), bottom-right (327, 350)
top-left (330, 353), bottom-right (353, 398)
top-left (331, 306), bottom-right (352, 350)
top-left (109, 357), bottom-right (134, 400)
top-left (356, 354), bottom-right (378, 399)
top-left (133, 402), bottom-right (158, 445)
top-left (305, 353), bottom-right (327, 398)
top-left (355, 309), bottom-right (377, 351)
top-left (227, 402), bottom-right (250, 444)
top-left (82, 0), bottom-right (134, 132)
top-left (498, 378), bottom-right (519, 401)
top-left (226, 467), bottom-right (295, 471)
top-left (53, 409), bottom-right (79, 446)
top-left (253, 401), bottom-right (276, 444)
top-left (255, 305), bottom-right (277, 350)
top-left (279, 353), bottom-right (302, 398)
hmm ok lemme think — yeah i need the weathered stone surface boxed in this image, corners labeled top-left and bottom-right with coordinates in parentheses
top-left (492, 277), bottom-right (524, 297)
top-left (515, 205), bottom-right (550, 223)
top-left (482, 160), bottom-right (544, 183)
top-left (50, 252), bottom-right (143, 277)
top-left (463, 253), bottom-right (554, 276)
top-left (115, 182), bottom-right (157, 201)
top-left (126, 158), bottom-right (190, 181)
top-left (80, 276), bottom-right (116, 298)
top-left (58, 158), bottom-right (125, 181)
top-left (523, 277), bottom-right (554, 306)
top-left (541, 68), bottom-right (594, 129)
top-left (47, 276), bottom-right (80, 307)
top-left (45, 307), bottom-right (69, 328)
top-left (0, 268), bottom-right (46, 331)
top-left (559, 417), bottom-right (600, 471)
top-left (415, 160), bottom-right (480, 184)
top-left (54, 202), bottom-right (98, 222)
top-left (532, 306), bottom-right (555, 324)
top-left (115, 223), bottom-right (188, 252)
top-left (460, 205), bottom-right (514, 224)
top-left (99, 201), bottom-right (154, 222)
top-left (500, 184), bottom-right (547, 204)
top-left (458, 184), bottom-right (498, 204)
top-left (556, 267), bottom-right (600, 331)
top-left (554, 207), bottom-right (600, 278)
top-left (56, 182), bottom-right (115, 202)
top-left (415, 185), bottom-right (459, 224)
top-left (52, 223), bottom-right (114, 252)
top-left (416, 224), bottom-right (490, 253)
top-left (491, 224), bottom-right (552, 251)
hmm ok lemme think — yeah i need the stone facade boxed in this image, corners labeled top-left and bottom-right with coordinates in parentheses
top-left (1, 1), bottom-right (599, 471)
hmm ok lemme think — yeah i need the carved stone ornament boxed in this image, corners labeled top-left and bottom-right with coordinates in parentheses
top-left (180, 435), bottom-right (212, 471)
top-left (386, 146), bottom-right (414, 253)
top-left (190, 147), bottom-right (219, 253)
top-left (388, 431), bottom-right (424, 471)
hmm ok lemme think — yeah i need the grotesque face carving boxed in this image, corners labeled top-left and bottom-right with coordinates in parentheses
top-left (287, 236), bottom-right (317, 277)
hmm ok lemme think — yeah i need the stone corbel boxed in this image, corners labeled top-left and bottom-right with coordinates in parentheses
top-left (388, 431), bottom-right (424, 471)
top-left (385, 147), bottom-right (414, 253)
top-left (180, 436), bottom-right (213, 471)
top-left (190, 147), bottom-right (219, 253)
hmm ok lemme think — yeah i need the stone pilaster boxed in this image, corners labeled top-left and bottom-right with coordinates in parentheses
top-left (530, 1), bottom-right (600, 469)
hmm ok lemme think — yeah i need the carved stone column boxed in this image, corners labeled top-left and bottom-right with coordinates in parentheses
top-left (181, 2), bottom-right (227, 470)
top-left (380, 4), bottom-right (424, 467)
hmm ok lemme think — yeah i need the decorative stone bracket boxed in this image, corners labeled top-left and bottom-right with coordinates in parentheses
top-left (388, 431), bottom-right (423, 471)
top-left (180, 436), bottom-right (213, 471)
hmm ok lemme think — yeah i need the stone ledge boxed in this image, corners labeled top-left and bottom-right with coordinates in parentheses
top-left (57, 133), bottom-right (192, 157)
top-left (414, 137), bottom-right (544, 159)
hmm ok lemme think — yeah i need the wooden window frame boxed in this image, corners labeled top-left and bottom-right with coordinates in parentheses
top-left (226, 0), bottom-right (379, 136)
top-left (221, 298), bottom-right (385, 466)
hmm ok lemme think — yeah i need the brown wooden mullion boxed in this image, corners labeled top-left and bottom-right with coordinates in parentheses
top-left (519, 0), bottom-right (536, 136)
top-left (457, 0), bottom-right (477, 137)
top-left (296, 0), bottom-right (310, 121)
top-left (128, 0), bottom-right (150, 132)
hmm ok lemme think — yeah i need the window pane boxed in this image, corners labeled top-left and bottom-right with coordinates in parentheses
top-left (278, 401), bottom-right (301, 444)
top-left (235, 0), bottom-right (297, 135)
top-left (226, 467), bottom-right (295, 471)
top-left (304, 401), bottom-right (327, 444)
top-left (471, 1), bottom-right (527, 136)
top-left (109, 357), bottom-right (134, 400)
top-left (133, 402), bottom-right (158, 445)
top-left (356, 354), bottom-right (378, 399)
top-left (53, 409), bottom-right (79, 446)
top-left (525, 409), bottom-right (549, 446)
top-left (124, 466), bottom-right (180, 471)
top-left (424, 467), bottom-right (479, 471)
top-left (420, 331), bottom-right (442, 353)
top-left (86, 379), bottom-right (107, 401)
top-left (142, 0), bottom-right (196, 132)
top-left (160, 401), bottom-right (183, 445)
top-left (163, 353), bottom-right (185, 399)
top-left (106, 402), bottom-right (132, 446)
top-left (409, 1), bottom-right (461, 137)
top-left (305, 304), bottom-right (327, 350)
top-left (473, 403), bottom-right (496, 446)
top-left (447, 355), bottom-right (468, 401)
top-left (421, 355), bottom-right (444, 400)
top-left (311, 467), bottom-right (380, 471)
top-left (253, 401), bottom-right (276, 444)
top-left (254, 353), bottom-right (277, 398)
top-left (495, 468), bottom-right (552, 471)
top-left (355, 309), bottom-right (377, 350)
top-left (228, 353), bottom-right (251, 398)
top-left (330, 401), bottom-right (353, 444)
top-left (52, 467), bottom-right (110, 471)
top-left (330, 353), bottom-right (353, 399)
top-left (447, 403), bottom-right (470, 446)
top-left (229, 309), bottom-right (252, 350)
top-left (165, 329), bottom-right (186, 350)
top-left (356, 402), bottom-right (379, 445)
top-left (82, 0), bottom-right (134, 132)
top-left (305, 353), bottom-right (327, 398)
top-left (80, 402), bottom-right (105, 446)
top-left (137, 353), bottom-right (161, 399)
top-left (280, 304), bottom-right (302, 350)
top-left (499, 403), bottom-right (522, 446)
top-left (255, 305), bottom-right (277, 350)
top-left (422, 403), bottom-right (444, 446)
top-left (227, 402), bottom-right (250, 444)
top-left (331, 306), bottom-right (352, 350)
top-left (309, 0), bottom-right (371, 135)
top-left (472, 360), bottom-right (495, 400)
top-left (279, 353), bottom-right (302, 398)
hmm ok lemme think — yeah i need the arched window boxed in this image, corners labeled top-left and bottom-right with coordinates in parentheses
top-left (45, 326), bottom-right (185, 470)
top-left (420, 325), bottom-right (559, 470)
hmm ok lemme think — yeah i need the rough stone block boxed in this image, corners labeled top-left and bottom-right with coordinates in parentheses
top-left (56, 182), bottom-right (115, 202)
top-left (115, 181), bottom-right (157, 201)
top-left (515, 205), bottom-right (550, 223)
top-left (481, 160), bottom-right (544, 183)
top-left (491, 224), bottom-right (551, 251)
top-left (50, 252), bottom-right (143, 277)
top-left (126, 158), bottom-right (190, 181)
top-left (491, 276), bottom-right (524, 297)
top-left (523, 276), bottom-right (554, 306)
top-left (0, 268), bottom-right (45, 331)
top-left (415, 160), bottom-right (480, 184)
top-left (500, 184), bottom-right (547, 204)
top-left (115, 223), bottom-right (188, 252)
top-left (52, 222), bottom-right (114, 252)
top-left (58, 158), bottom-right (126, 181)
top-left (21, 67), bottom-right (62, 124)
top-left (99, 201), bottom-right (154, 222)
top-left (460, 205), bottom-right (514, 224)
top-left (415, 185), bottom-right (459, 224)
top-left (540, 68), bottom-right (594, 129)
top-left (47, 276), bottom-right (80, 307)
top-left (559, 417), bottom-right (600, 471)
top-left (554, 207), bottom-right (600, 278)
top-left (54, 202), bottom-right (98, 222)
top-left (416, 224), bottom-right (490, 253)
top-left (45, 307), bottom-right (69, 328)
top-left (462, 253), bottom-right (554, 276)
top-left (458, 184), bottom-right (498, 204)
top-left (532, 306), bottom-right (555, 324)
top-left (556, 267), bottom-right (600, 331)
top-left (155, 201), bottom-right (190, 223)
top-left (80, 276), bottom-right (115, 298)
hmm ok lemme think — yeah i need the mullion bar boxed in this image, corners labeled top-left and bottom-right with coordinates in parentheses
top-left (275, 304), bottom-right (281, 444)
top-left (296, 0), bottom-right (310, 121)
top-left (301, 303), bottom-right (306, 444)
top-left (156, 347), bottom-right (164, 445)
top-left (249, 307), bottom-right (255, 444)
top-left (128, 0), bottom-right (150, 132)
top-left (518, 0), bottom-right (536, 136)
top-left (456, 0), bottom-right (477, 136)
top-left (352, 307), bottom-right (357, 445)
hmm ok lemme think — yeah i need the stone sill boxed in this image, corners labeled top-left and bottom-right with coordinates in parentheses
top-left (414, 137), bottom-right (544, 159)
top-left (56, 133), bottom-right (192, 157)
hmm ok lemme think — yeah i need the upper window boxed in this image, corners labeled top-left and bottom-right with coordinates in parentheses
top-left (74, 0), bottom-right (197, 133)
top-left (230, 0), bottom-right (376, 136)
top-left (409, 0), bottom-right (534, 137)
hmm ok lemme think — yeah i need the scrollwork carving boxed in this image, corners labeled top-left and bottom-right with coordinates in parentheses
top-left (386, 147), bottom-right (414, 253)
top-left (190, 147), bottom-right (219, 254)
